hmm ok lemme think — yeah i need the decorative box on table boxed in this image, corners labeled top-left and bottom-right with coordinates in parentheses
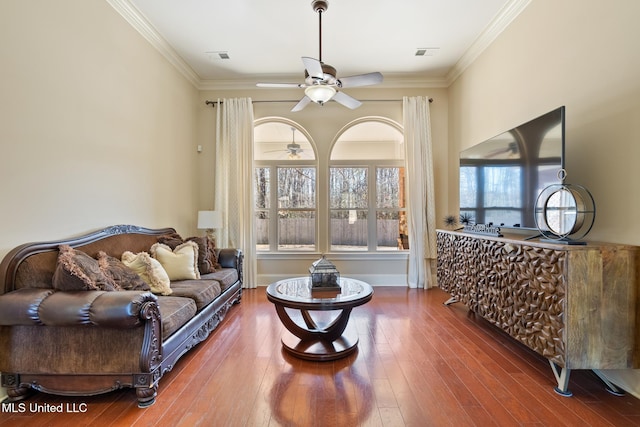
top-left (309, 255), bottom-right (340, 290)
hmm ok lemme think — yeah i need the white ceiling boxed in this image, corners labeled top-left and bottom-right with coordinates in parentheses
top-left (112, 0), bottom-right (530, 89)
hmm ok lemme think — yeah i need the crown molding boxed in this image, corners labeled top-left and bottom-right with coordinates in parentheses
top-left (106, 0), bottom-right (200, 87)
top-left (446, 0), bottom-right (531, 85)
top-left (197, 75), bottom-right (449, 91)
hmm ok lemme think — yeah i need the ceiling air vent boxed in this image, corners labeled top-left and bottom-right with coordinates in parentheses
top-left (206, 51), bottom-right (230, 60)
top-left (415, 48), bottom-right (439, 56)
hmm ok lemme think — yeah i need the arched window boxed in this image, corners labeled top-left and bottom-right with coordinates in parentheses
top-left (254, 119), bottom-right (317, 251)
top-left (329, 118), bottom-right (407, 251)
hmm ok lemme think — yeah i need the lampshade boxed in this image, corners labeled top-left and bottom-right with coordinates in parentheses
top-left (305, 85), bottom-right (336, 104)
top-left (197, 210), bottom-right (222, 229)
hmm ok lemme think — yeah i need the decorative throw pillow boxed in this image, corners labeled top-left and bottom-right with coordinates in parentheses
top-left (186, 236), bottom-right (221, 274)
top-left (157, 233), bottom-right (184, 250)
top-left (96, 251), bottom-right (150, 291)
top-left (53, 245), bottom-right (121, 292)
top-left (150, 241), bottom-right (201, 281)
top-left (121, 251), bottom-right (172, 295)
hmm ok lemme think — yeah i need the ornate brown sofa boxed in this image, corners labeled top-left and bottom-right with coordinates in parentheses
top-left (0, 225), bottom-right (243, 407)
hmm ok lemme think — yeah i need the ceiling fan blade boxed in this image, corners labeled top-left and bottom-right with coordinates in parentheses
top-left (291, 96), bottom-right (312, 112)
top-left (256, 82), bottom-right (305, 88)
top-left (338, 72), bottom-right (383, 88)
top-left (302, 57), bottom-right (324, 80)
top-left (332, 91), bottom-right (362, 109)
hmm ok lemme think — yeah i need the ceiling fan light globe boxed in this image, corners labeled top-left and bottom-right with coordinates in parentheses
top-left (305, 85), bottom-right (336, 104)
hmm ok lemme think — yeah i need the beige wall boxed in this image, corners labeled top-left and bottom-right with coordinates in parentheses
top-left (0, 0), bottom-right (201, 401)
top-left (448, 0), bottom-right (640, 397)
top-left (449, 0), bottom-right (640, 245)
top-left (0, 0), bottom-right (201, 261)
top-left (198, 87), bottom-right (449, 285)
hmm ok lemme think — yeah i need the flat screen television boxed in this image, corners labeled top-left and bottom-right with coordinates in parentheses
top-left (459, 106), bottom-right (565, 229)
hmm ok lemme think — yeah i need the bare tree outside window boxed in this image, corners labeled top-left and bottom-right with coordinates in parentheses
top-left (330, 168), bottom-right (368, 250)
top-left (329, 166), bottom-right (406, 251)
top-left (376, 167), bottom-right (407, 250)
top-left (254, 167), bottom-right (270, 250)
top-left (277, 167), bottom-right (316, 250)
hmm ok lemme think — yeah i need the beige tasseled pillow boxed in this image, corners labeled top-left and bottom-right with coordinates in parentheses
top-left (150, 241), bottom-right (200, 281)
top-left (121, 251), bottom-right (172, 295)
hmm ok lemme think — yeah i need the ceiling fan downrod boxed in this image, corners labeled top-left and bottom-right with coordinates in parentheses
top-left (311, 0), bottom-right (329, 62)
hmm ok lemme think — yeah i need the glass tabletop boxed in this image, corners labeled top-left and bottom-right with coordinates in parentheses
top-left (266, 276), bottom-right (373, 305)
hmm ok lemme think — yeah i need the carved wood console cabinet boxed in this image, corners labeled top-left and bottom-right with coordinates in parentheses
top-left (436, 229), bottom-right (639, 396)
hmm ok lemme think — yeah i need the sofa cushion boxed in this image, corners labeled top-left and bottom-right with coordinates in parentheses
top-left (186, 236), bottom-right (221, 274)
top-left (150, 242), bottom-right (200, 281)
top-left (52, 245), bottom-right (120, 292)
top-left (156, 296), bottom-right (197, 339)
top-left (96, 251), bottom-right (150, 291)
top-left (200, 268), bottom-right (238, 292)
top-left (170, 280), bottom-right (222, 311)
top-left (121, 251), bottom-right (172, 296)
top-left (157, 232), bottom-right (184, 249)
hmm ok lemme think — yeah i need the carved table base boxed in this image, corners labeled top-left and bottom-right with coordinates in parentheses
top-left (266, 277), bottom-right (373, 362)
top-left (280, 324), bottom-right (359, 361)
top-left (275, 305), bottom-right (359, 361)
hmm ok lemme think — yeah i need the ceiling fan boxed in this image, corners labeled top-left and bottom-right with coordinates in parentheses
top-left (256, 0), bottom-right (383, 112)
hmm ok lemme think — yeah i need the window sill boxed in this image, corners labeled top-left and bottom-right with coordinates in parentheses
top-left (256, 251), bottom-right (410, 261)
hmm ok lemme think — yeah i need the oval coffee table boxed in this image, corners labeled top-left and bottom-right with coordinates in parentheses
top-left (266, 277), bottom-right (373, 361)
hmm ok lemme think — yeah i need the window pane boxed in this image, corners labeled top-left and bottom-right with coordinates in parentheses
top-left (330, 210), bottom-right (367, 251)
top-left (329, 168), bottom-right (368, 209)
top-left (376, 167), bottom-right (405, 208)
top-left (254, 167), bottom-right (270, 209)
top-left (278, 168), bottom-right (316, 209)
top-left (376, 211), bottom-right (407, 250)
top-left (278, 210), bottom-right (315, 250)
top-left (256, 211), bottom-right (269, 251)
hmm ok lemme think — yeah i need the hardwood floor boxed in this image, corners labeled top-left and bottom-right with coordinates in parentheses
top-left (2, 287), bottom-right (639, 426)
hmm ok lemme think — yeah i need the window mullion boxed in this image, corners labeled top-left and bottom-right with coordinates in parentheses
top-left (269, 165), bottom-right (278, 251)
top-left (368, 163), bottom-right (377, 251)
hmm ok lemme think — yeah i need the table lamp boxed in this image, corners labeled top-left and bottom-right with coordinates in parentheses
top-left (197, 210), bottom-right (222, 242)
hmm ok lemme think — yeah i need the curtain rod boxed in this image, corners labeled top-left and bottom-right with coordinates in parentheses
top-left (205, 98), bottom-right (433, 107)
